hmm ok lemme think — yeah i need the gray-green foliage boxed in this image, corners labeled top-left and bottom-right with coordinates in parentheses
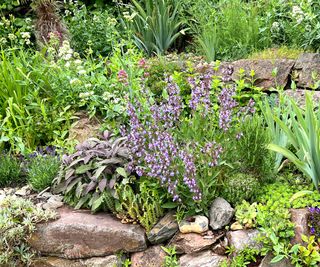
top-left (53, 132), bottom-right (130, 212)
top-left (127, 0), bottom-right (186, 56)
top-left (27, 155), bottom-right (60, 192)
top-left (0, 196), bottom-right (56, 266)
top-left (222, 173), bottom-right (260, 205)
top-left (268, 93), bottom-right (320, 190)
top-left (0, 154), bottom-right (21, 187)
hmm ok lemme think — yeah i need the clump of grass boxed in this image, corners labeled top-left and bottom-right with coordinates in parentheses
top-left (27, 155), bottom-right (60, 192)
top-left (248, 47), bottom-right (304, 60)
top-left (0, 154), bottom-right (22, 187)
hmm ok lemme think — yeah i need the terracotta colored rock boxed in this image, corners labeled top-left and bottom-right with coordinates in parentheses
top-left (131, 245), bottom-right (166, 267)
top-left (259, 253), bottom-right (293, 267)
top-left (293, 53), bottom-right (320, 89)
top-left (29, 207), bottom-right (147, 259)
top-left (290, 208), bottom-right (311, 245)
top-left (227, 229), bottom-right (262, 253)
top-left (179, 250), bottom-right (227, 267)
top-left (170, 232), bottom-right (224, 254)
top-left (147, 211), bottom-right (178, 244)
top-left (231, 59), bottom-right (295, 90)
top-left (179, 215), bottom-right (209, 234)
top-left (32, 255), bottom-right (122, 267)
top-left (209, 197), bottom-right (234, 230)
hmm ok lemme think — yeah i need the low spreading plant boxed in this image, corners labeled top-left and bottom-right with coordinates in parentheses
top-left (0, 196), bottom-right (56, 266)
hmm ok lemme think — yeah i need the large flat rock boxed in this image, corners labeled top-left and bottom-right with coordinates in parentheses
top-left (29, 207), bottom-right (147, 259)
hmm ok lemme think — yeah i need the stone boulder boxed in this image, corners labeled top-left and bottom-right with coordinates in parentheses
top-left (29, 207), bottom-right (147, 259)
top-left (290, 208), bottom-right (311, 245)
top-left (227, 229), bottom-right (262, 253)
top-left (209, 198), bottom-right (234, 230)
top-left (131, 245), bottom-right (166, 267)
top-left (231, 59), bottom-right (295, 90)
top-left (179, 250), bottom-right (227, 267)
top-left (179, 215), bottom-right (209, 234)
top-left (147, 211), bottom-right (178, 244)
top-left (170, 231), bottom-right (224, 254)
top-left (32, 255), bottom-right (122, 267)
top-left (259, 253), bottom-right (293, 267)
top-left (293, 53), bottom-right (320, 89)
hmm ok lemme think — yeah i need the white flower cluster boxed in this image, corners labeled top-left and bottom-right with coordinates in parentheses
top-left (79, 91), bottom-right (94, 99)
top-left (58, 40), bottom-right (74, 61)
top-left (271, 21), bottom-right (280, 32)
top-left (292, 5), bottom-right (304, 24)
top-left (21, 32), bottom-right (31, 45)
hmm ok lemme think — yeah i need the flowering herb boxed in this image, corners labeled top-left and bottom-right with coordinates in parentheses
top-left (218, 86), bottom-right (238, 131)
top-left (309, 207), bottom-right (320, 238)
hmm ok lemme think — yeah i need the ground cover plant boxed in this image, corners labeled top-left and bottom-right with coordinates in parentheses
top-left (1, 0), bottom-right (320, 266)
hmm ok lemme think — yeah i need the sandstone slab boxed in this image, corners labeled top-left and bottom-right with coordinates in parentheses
top-left (179, 250), bottom-right (227, 267)
top-left (147, 211), bottom-right (178, 244)
top-left (32, 255), bottom-right (122, 267)
top-left (231, 59), bottom-right (295, 90)
top-left (29, 207), bottom-right (147, 259)
top-left (170, 232), bottom-right (224, 254)
top-left (131, 245), bottom-right (166, 267)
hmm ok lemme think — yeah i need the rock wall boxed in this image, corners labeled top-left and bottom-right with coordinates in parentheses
top-left (218, 53), bottom-right (320, 91)
top-left (28, 203), bottom-right (311, 267)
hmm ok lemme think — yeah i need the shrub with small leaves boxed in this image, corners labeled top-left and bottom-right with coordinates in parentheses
top-left (53, 131), bottom-right (130, 212)
top-left (0, 196), bottom-right (56, 266)
top-left (0, 154), bottom-right (22, 187)
top-left (27, 155), bottom-right (60, 192)
top-left (222, 173), bottom-right (260, 205)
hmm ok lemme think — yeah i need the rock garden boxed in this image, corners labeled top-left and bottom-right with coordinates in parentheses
top-left (0, 0), bottom-right (320, 266)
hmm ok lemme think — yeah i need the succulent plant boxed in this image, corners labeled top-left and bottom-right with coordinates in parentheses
top-left (53, 131), bottom-right (130, 212)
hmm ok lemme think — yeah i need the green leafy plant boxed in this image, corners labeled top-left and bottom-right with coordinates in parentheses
top-left (115, 180), bottom-right (164, 232)
top-left (268, 93), bottom-right (320, 190)
top-left (127, 0), bottom-right (187, 55)
top-left (27, 155), bottom-right (60, 192)
top-left (0, 195), bottom-right (56, 266)
top-left (235, 201), bottom-right (258, 229)
top-left (290, 235), bottom-right (320, 266)
top-left (64, 3), bottom-right (121, 56)
top-left (161, 246), bottom-right (179, 267)
top-left (53, 132), bottom-right (130, 212)
top-left (0, 154), bottom-right (21, 187)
